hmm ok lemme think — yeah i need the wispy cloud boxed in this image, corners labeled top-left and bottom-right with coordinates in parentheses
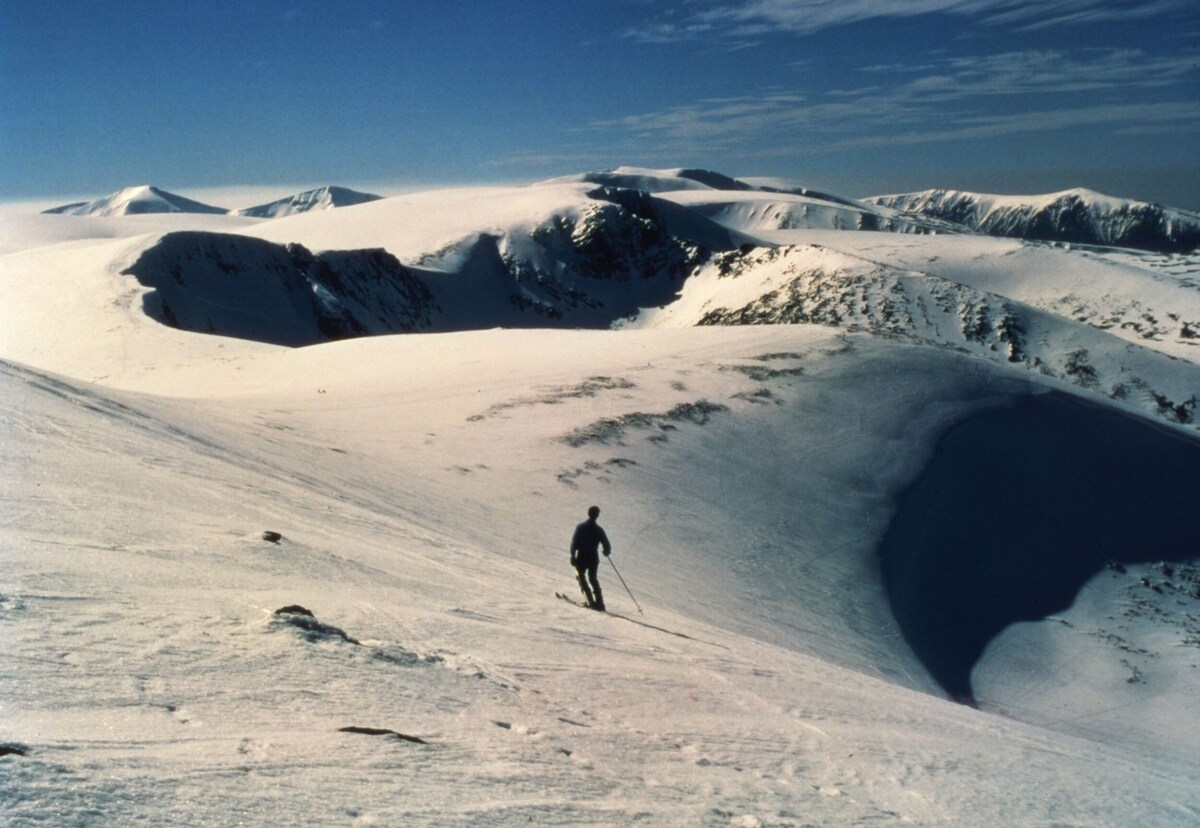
top-left (623, 0), bottom-right (1195, 42)
top-left (857, 49), bottom-right (1199, 99)
top-left (586, 48), bottom-right (1200, 154)
top-left (841, 101), bottom-right (1200, 150)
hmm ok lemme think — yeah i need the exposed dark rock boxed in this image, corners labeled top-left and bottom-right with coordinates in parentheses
top-left (561, 400), bottom-right (729, 447)
top-left (273, 606), bottom-right (361, 645)
top-left (121, 232), bottom-right (439, 347)
top-left (338, 726), bottom-right (428, 744)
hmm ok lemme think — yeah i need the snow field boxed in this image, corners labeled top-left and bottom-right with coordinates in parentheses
top-left (3, 167), bottom-right (1199, 824)
top-left (4, 325), bottom-right (1197, 824)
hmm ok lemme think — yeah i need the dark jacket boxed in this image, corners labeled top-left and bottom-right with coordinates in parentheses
top-left (570, 519), bottom-right (611, 568)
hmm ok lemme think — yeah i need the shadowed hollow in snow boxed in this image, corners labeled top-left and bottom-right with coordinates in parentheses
top-left (880, 391), bottom-right (1200, 700)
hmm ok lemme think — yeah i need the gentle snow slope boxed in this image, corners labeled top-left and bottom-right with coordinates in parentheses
top-left (3, 328), bottom-right (1198, 825)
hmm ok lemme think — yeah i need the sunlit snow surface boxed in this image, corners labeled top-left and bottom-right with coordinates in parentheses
top-left (2, 170), bottom-right (1198, 825)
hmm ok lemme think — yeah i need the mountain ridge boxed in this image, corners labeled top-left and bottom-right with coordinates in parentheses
top-left (40, 184), bottom-right (384, 219)
top-left (868, 187), bottom-right (1200, 252)
top-left (37, 170), bottom-right (1200, 253)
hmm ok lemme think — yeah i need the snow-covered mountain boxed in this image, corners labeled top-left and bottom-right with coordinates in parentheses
top-left (234, 185), bottom-right (383, 218)
top-left (555, 166), bottom-right (952, 236)
top-left (41, 185), bottom-right (228, 217)
top-left (39, 184), bottom-right (385, 220)
top-left (35, 172), bottom-right (1200, 427)
top-left (5, 166), bottom-right (1200, 825)
top-left (868, 188), bottom-right (1200, 252)
top-left (628, 241), bottom-right (1200, 428)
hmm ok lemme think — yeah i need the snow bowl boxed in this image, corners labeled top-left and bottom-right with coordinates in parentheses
top-left (878, 390), bottom-right (1200, 702)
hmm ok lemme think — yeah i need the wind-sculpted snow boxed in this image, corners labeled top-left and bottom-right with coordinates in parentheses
top-left (870, 189), bottom-right (1200, 253)
top-left (3, 319), bottom-right (1200, 823)
top-left (121, 232), bottom-right (437, 345)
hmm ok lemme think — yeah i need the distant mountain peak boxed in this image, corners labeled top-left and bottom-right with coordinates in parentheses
top-left (42, 185), bottom-right (228, 217)
top-left (234, 186), bottom-right (383, 218)
top-left (868, 188), bottom-right (1200, 252)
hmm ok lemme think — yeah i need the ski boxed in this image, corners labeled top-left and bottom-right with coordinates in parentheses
top-left (556, 592), bottom-right (603, 611)
top-left (556, 593), bottom-right (729, 649)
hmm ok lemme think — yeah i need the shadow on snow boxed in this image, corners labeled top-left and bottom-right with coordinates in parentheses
top-left (878, 391), bottom-right (1200, 702)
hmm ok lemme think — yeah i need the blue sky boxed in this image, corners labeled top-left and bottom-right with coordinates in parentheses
top-left (2, 0), bottom-right (1197, 207)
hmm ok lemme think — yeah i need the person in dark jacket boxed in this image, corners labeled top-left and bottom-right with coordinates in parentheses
top-left (570, 505), bottom-right (611, 610)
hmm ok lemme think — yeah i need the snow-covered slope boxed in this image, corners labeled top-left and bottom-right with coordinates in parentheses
top-left (656, 187), bottom-right (952, 237)
top-left (0, 207), bottom-right (262, 256)
top-left (4, 168), bottom-right (1200, 824)
top-left (41, 185), bottom-right (229, 217)
top-left (234, 185), bottom-right (383, 218)
top-left (239, 181), bottom-right (718, 331)
top-left (549, 167), bottom-right (955, 237)
top-left (869, 188), bottom-right (1200, 252)
top-left (3, 324), bottom-right (1198, 824)
top-left (627, 241), bottom-right (1200, 428)
top-left (726, 230), bottom-right (1200, 365)
top-left (544, 165), bottom-right (719, 193)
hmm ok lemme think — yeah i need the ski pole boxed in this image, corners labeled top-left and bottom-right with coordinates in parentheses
top-left (606, 556), bottom-right (642, 614)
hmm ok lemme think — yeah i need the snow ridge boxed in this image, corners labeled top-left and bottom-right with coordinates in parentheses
top-left (869, 188), bottom-right (1200, 252)
top-left (564, 167), bottom-right (950, 237)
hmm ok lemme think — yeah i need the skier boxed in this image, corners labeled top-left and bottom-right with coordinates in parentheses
top-left (570, 505), bottom-right (611, 610)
